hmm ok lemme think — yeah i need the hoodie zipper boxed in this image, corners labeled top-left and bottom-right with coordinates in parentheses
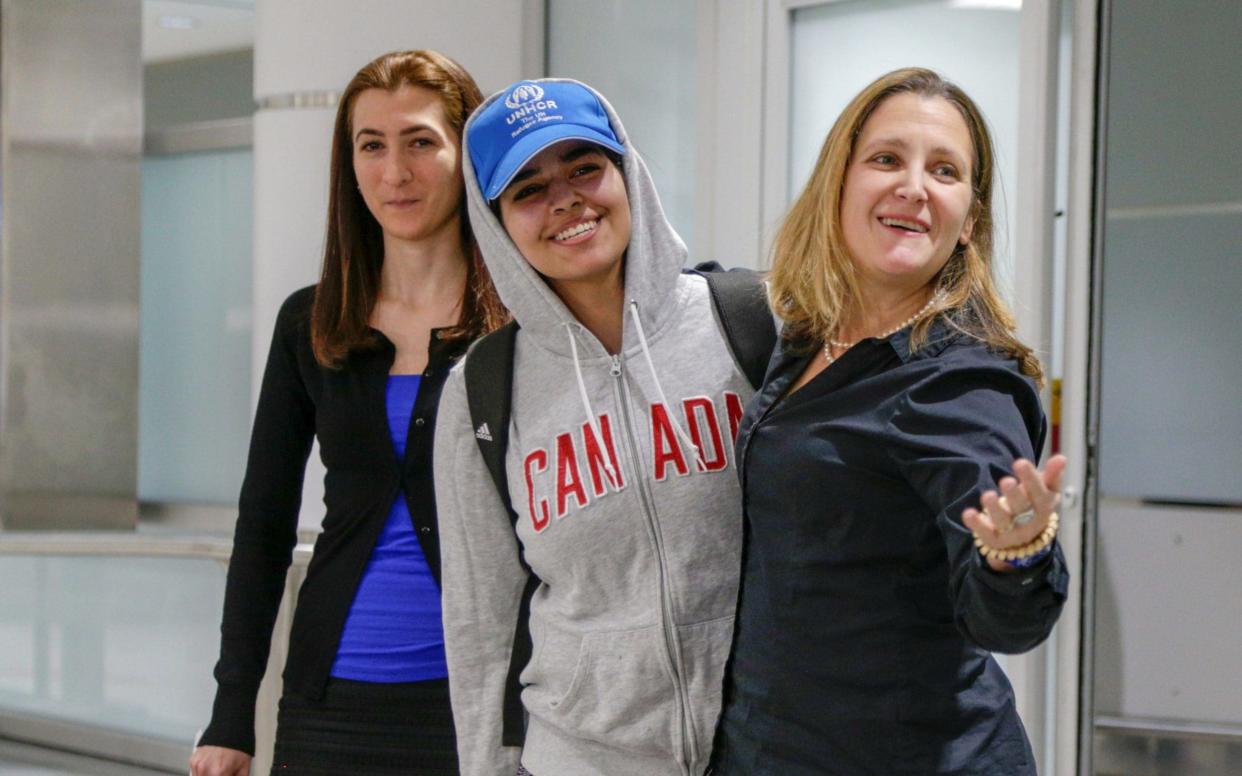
top-left (609, 353), bottom-right (696, 775)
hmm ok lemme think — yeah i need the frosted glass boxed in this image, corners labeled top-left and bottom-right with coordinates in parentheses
top-left (789, 0), bottom-right (1022, 296)
top-left (1098, 213), bottom-right (1242, 502)
top-left (139, 149), bottom-right (253, 504)
top-left (0, 555), bottom-right (225, 742)
top-left (1102, 0), bottom-right (1242, 209)
top-left (548, 0), bottom-right (697, 252)
top-left (1095, 0), bottom-right (1242, 502)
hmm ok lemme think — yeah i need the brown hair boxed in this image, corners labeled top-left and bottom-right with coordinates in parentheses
top-left (766, 67), bottom-right (1042, 385)
top-left (311, 49), bottom-right (508, 368)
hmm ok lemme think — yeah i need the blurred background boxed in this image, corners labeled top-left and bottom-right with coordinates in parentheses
top-left (0, 0), bottom-right (1238, 773)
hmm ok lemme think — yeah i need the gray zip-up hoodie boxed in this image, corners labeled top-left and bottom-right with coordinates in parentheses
top-left (434, 81), bottom-right (749, 776)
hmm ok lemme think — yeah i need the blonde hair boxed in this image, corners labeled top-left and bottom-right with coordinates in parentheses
top-left (767, 67), bottom-right (1042, 386)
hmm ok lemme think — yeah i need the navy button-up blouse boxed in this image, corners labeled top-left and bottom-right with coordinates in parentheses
top-left (714, 320), bottom-right (1069, 776)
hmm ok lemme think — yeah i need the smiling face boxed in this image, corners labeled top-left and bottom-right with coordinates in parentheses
top-left (351, 85), bottom-right (464, 248)
top-left (839, 93), bottom-right (977, 295)
top-left (497, 140), bottom-right (631, 297)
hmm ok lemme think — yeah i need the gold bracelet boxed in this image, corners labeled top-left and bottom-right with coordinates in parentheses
top-left (973, 512), bottom-right (1060, 562)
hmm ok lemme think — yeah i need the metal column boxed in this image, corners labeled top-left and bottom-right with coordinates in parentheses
top-left (0, 0), bottom-right (141, 530)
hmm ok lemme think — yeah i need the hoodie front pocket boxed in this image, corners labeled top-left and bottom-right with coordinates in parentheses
top-left (541, 625), bottom-right (678, 757)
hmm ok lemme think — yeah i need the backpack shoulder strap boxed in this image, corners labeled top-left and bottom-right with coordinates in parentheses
top-left (703, 269), bottom-right (778, 390)
top-left (461, 320), bottom-right (536, 747)
top-left (464, 320), bottom-right (520, 524)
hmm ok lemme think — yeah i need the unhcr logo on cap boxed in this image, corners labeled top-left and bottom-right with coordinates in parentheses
top-left (468, 79), bottom-right (625, 200)
top-left (504, 82), bottom-right (545, 109)
top-left (503, 82), bottom-right (560, 128)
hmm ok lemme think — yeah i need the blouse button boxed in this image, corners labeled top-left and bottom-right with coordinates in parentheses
top-left (420, 526), bottom-right (432, 534)
top-left (414, 417), bottom-right (426, 427)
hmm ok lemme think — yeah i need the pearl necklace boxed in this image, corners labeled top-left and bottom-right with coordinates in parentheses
top-left (823, 291), bottom-right (944, 364)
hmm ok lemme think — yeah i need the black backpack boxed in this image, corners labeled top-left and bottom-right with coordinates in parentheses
top-left (463, 267), bottom-right (775, 746)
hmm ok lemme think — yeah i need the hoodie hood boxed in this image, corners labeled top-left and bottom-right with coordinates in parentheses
top-left (463, 78), bottom-right (688, 360)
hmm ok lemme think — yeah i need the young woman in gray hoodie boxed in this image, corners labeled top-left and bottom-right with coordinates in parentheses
top-left (434, 78), bottom-right (749, 776)
top-left (433, 78), bottom-right (1063, 776)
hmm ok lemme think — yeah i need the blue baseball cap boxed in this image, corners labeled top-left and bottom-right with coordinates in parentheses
top-left (469, 80), bottom-right (626, 201)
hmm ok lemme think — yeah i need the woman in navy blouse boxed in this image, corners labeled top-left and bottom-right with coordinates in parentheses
top-left (190, 50), bottom-right (507, 776)
top-left (712, 68), bottom-right (1067, 775)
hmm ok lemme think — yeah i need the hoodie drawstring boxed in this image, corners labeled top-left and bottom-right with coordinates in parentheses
top-left (629, 300), bottom-right (707, 472)
top-left (566, 323), bottom-right (622, 486)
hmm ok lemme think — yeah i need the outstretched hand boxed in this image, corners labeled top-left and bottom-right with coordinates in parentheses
top-left (962, 454), bottom-right (1066, 572)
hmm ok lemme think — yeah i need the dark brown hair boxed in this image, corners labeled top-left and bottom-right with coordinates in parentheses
top-left (311, 49), bottom-right (508, 368)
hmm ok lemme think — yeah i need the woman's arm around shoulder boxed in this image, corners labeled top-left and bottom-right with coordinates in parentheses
top-left (434, 364), bottom-right (528, 776)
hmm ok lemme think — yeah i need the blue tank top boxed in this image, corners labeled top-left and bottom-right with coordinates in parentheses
top-left (330, 374), bottom-right (448, 682)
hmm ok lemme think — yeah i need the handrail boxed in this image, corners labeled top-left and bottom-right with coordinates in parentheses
top-left (1095, 715), bottom-right (1242, 743)
top-left (0, 528), bottom-right (311, 772)
top-left (0, 531), bottom-right (313, 564)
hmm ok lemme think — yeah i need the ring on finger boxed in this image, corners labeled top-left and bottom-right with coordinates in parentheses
top-left (998, 496), bottom-right (1036, 530)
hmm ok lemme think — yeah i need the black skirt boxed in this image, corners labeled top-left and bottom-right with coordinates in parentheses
top-left (272, 677), bottom-right (458, 775)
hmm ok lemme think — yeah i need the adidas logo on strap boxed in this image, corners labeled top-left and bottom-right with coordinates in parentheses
top-left (475, 422), bottom-right (493, 442)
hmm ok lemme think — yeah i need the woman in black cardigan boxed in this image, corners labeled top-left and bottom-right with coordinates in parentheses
top-left (190, 50), bottom-right (507, 776)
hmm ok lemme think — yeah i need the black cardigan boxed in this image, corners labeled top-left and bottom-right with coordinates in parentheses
top-left (198, 285), bottom-right (470, 754)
